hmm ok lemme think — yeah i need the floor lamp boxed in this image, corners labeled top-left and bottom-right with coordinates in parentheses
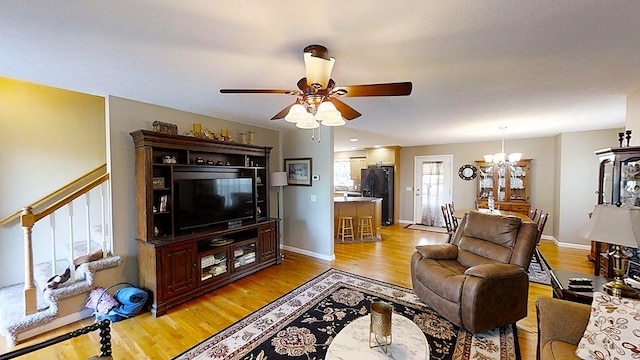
top-left (270, 172), bottom-right (288, 258)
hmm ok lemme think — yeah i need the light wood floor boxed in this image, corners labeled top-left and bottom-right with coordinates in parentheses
top-left (0, 224), bottom-right (593, 359)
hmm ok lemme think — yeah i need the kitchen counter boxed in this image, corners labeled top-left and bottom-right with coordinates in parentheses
top-left (333, 196), bottom-right (382, 203)
top-left (334, 197), bottom-right (383, 240)
top-left (333, 191), bottom-right (363, 198)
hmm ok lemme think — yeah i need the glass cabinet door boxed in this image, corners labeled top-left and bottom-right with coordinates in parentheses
top-left (620, 157), bottom-right (640, 206)
top-left (477, 163), bottom-right (495, 199)
top-left (598, 158), bottom-right (613, 205)
top-left (508, 162), bottom-right (528, 202)
top-left (233, 242), bottom-right (257, 270)
top-left (200, 249), bottom-right (229, 282)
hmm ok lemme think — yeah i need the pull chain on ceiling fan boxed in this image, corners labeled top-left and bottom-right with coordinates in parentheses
top-left (220, 44), bottom-right (413, 131)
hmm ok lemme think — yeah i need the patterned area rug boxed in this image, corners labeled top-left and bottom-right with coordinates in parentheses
top-left (405, 224), bottom-right (448, 233)
top-left (174, 269), bottom-right (520, 360)
top-left (528, 249), bottom-right (552, 285)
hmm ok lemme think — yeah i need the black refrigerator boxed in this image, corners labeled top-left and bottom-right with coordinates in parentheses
top-left (361, 166), bottom-right (394, 226)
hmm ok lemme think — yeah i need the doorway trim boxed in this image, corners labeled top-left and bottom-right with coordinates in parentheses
top-left (413, 155), bottom-right (453, 224)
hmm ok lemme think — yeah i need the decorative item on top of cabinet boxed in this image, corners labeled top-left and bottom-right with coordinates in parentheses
top-left (475, 159), bottom-right (531, 215)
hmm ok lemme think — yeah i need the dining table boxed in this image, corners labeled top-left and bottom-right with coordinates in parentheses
top-left (453, 208), bottom-right (534, 223)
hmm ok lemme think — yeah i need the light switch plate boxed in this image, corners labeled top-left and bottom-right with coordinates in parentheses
top-left (310, 195), bottom-right (317, 202)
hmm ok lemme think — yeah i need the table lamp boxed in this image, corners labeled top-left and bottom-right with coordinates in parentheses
top-left (581, 204), bottom-right (640, 298)
top-left (270, 172), bottom-right (288, 258)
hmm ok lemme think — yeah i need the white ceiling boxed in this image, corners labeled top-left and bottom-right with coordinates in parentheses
top-left (2, 1), bottom-right (639, 151)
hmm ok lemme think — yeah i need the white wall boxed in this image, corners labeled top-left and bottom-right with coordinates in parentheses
top-left (281, 126), bottom-right (335, 260)
top-left (106, 96), bottom-right (280, 283)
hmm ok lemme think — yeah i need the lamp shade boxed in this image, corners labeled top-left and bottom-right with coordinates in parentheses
top-left (285, 104), bottom-right (311, 123)
top-left (315, 101), bottom-right (344, 126)
top-left (304, 52), bottom-right (335, 89)
top-left (295, 116), bottom-right (320, 129)
top-left (270, 172), bottom-right (288, 187)
top-left (580, 205), bottom-right (640, 248)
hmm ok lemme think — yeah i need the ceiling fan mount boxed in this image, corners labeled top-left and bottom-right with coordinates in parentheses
top-left (220, 45), bottom-right (412, 123)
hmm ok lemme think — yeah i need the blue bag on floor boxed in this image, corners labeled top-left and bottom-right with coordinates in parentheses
top-left (96, 286), bottom-right (148, 322)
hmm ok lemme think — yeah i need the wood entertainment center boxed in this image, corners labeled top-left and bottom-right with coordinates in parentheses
top-left (131, 130), bottom-right (280, 316)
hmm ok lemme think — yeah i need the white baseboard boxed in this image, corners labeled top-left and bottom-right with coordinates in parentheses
top-left (282, 246), bottom-right (335, 261)
top-left (398, 219), bottom-right (413, 224)
top-left (16, 308), bottom-right (94, 343)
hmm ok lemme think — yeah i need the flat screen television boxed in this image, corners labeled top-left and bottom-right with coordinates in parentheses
top-left (174, 171), bottom-right (254, 231)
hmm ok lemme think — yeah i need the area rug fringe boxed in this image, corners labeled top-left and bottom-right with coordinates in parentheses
top-left (174, 268), bottom-right (520, 360)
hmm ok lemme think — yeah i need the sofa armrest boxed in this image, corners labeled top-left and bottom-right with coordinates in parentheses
top-left (415, 244), bottom-right (458, 260)
top-left (536, 297), bottom-right (590, 356)
top-left (464, 263), bottom-right (525, 279)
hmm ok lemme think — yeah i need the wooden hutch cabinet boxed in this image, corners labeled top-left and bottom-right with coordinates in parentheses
top-left (475, 159), bottom-right (532, 215)
top-left (590, 146), bottom-right (640, 277)
top-left (131, 130), bottom-right (281, 316)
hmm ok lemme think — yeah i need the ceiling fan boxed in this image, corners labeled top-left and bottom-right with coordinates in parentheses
top-left (220, 45), bottom-right (412, 128)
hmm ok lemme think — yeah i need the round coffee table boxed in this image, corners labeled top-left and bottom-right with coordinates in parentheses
top-left (325, 314), bottom-right (429, 359)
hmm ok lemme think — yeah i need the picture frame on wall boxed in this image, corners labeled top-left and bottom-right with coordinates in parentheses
top-left (284, 158), bottom-right (312, 186)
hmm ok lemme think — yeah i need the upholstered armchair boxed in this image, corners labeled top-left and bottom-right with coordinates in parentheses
top-left (536, 297), bottom-right (590, 360)
top-left (411, 210), bottom-right (539, 333)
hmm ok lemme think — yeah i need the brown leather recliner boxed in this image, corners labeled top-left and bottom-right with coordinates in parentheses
top-left (411, 210), bottom-right (539, 333)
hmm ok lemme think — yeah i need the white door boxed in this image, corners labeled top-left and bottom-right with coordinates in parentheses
top-left (414, 155), bottom-right (453, 225)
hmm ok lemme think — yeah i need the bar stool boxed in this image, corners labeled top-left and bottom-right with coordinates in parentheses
top-left (337, 216), bottom-right (355, 242)
top-left (358, 216), bottom-right (374, 240)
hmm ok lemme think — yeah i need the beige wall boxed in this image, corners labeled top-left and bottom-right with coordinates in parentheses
top-left (555, 129), bottom-right (622, 246)
top-left (0, 77), bottom-right (106, 287)
top-left (400, 129), bottom-right (621, 244)
top-left (400, 137), bottom-right (556, 233)
top-left (281, 127), bottom-right (335, 260)
top-left (627, 89), bottom-right (640, 147)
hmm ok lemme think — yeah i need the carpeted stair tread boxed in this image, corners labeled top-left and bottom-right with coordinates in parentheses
top-left (0, 255), bottom-right (121, 347)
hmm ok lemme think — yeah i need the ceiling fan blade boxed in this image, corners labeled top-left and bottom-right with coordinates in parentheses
top-left (220, 89), bottom-right (299, 95)
top-left (271, 103), bottom-right (297, 120)
top-left (329, 98), bottom-right (361, 120)
top-left (332, 82), bottom-right (412, 97)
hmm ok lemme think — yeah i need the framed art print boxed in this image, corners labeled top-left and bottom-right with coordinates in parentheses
top-left (284, 158), bottom-right (312, 186)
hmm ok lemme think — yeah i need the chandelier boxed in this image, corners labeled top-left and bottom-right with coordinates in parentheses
top-left (484, 127), bottom-right (522, 165)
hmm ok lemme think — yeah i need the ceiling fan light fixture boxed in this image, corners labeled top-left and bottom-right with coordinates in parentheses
top-left (304, 52), bottom-right (335, 89)
top-left (314, 101), bottom-right (344, 126)
top-left (284, 104), bottom-right (309, 123)
top-left (295, 116), bottom-right (320, 129)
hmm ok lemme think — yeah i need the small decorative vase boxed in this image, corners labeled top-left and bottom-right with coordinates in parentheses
top-left (369, 301), bottom-right (392, 353)
top-left (240, 132), bottom-right (247, 144)
top-left (248, 131), bottom-right (255, 145)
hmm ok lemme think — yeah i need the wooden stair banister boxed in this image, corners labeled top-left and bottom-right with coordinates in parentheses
top-left (0, 164), bottom-right (107, 226)
top-left (1, 164), bottom-right (109, 316)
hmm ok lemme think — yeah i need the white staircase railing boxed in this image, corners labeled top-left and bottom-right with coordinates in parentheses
top-left (0, 165), bottom-right (110, 316)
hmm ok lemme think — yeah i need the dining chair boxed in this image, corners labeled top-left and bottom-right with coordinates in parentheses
top-left (528, 208), bottom-right (539, 222)
top-left (532, 211), bottom-right (549, 265)
top-left (446, 203), bottom-right (458, 230)
top-left (441, 205), bottom-right (455, 241)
